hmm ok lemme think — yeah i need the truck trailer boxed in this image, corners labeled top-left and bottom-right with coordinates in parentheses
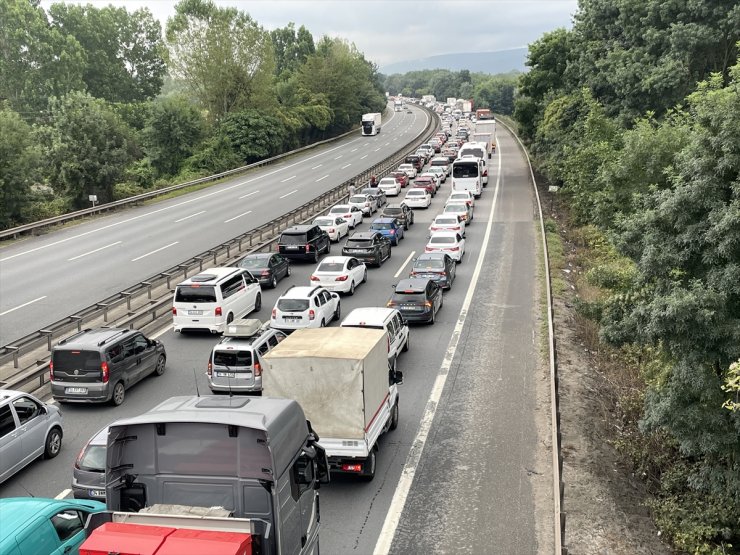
top-left (362, 113), bottom-right (382, 135)
top-left (263, 327), bottom-right (403, 481)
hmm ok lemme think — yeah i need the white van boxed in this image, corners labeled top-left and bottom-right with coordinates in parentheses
top-left (340, 307), bottom-right (409, 370)
top-left (451, 158), bottom-right (484, 198)
top-left (173, 267), bottom-right (262, 333)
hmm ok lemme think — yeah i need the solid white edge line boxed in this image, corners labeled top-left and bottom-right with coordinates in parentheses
top-left (0, 296), bottom-right (47, 317)
top-left (279, 190), bottom-right (298, 199)
top-left (174, 210), bottom-right (206, 223)
top-left (55, 489), bottom-right (71, 500)
top-left (131, 241), bottom-right (179, 262)
top-left (67, 241), bottom-right (122, 261)
top-left (393, 251), bottom-right (416, 279)
top-left (224, 211), bottom-right (252, 223)
top-left (373, 136), bottom-right (503, 555)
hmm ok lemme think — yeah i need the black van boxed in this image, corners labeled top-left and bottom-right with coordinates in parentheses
top-left (404, 155), bottom-right (424, 171)
top-left (278, 225), bottom-right (331, 262)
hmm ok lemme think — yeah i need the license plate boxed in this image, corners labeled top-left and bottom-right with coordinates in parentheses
top-left (350, 249), bottom-right (367, 254)
top-left (286, 245), bottom-right (299, 250)
top-left (284, 316), bottom-right (301, 320)
top-left (188, 310), bottom-right (203, 315)
top-left (65, 387), bottom-right (88, 394)
top-left (216, 372), bottom-right (236, 378)
top-left (88, 489), bottom-right (105, 498)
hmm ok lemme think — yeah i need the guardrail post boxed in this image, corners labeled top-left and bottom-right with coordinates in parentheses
top-left (7, 346), bottom-right (19, 368)
top-left (72, 316), bottom-right (83, 332)
top-left (141, 281), bottom-right (153, 299)
top-left (39, 330), bottom-right (53, 352)
top-left (121, 292), bottom-right (133, 311)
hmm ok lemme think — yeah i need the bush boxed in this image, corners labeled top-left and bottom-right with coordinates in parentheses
top-left (112, 182), bottom-right (146, 200)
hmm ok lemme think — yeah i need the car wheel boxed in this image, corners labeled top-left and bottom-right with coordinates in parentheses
top-left (254, 293), bottom-right (262, 312)
top-left (154, 355), bottom-right (166, 376)
top-left (270, 275), bottom-right (278, 288)
top-left (393, 237), bottom-right (399, 246)
top-left (375, 253), bottom-right (382, 267)
top-left (457, 251), bottom-right (463, 264)
top-left (362, 269), bottom-right (368, 283)
top-left (326, 242), bottom-right (331, 254)
top-left (403, 333), bottom-right (409, 352)
top-left (226, 312), bottom-right (234, 325)
top-left (313, 249), bottom-right (319, 263)
top-left (43, 427), bottom-right (63, 459)
top-left (390, 400), bottom-right (399, 431)
top-left (286, 265), bottom-right (292, 277)
top-left (387, 248), bottom-right (392, 259)
top-left (428, 308), bottom-right (436, 326)
top-left (111, 381), bottom-right (125, 406)
top-left (348, 281), bottom-right (355, 296)
top-left (359, 450), bottom-right (376, 481)
top-left (334, 303), bottom-right (341, 321)
top-left (320, 318), bottom-right (326, 328)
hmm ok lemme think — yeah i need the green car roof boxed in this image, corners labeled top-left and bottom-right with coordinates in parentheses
top-left (0, 498), bottom-right (105, 544)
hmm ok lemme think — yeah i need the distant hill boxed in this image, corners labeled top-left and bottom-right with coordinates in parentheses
top-left (379, 47), bottom-right (528, 76)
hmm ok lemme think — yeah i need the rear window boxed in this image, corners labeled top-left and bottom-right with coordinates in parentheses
top-left (384, 207), bottom-right (402, 215)
top-left (346, 239), bottom-right (373, 248)
top-left (279, 233), bottom-right (308, 245)
top-left (392, 292), bottom-right (425, 302)
top-left (238, 258), bottom-right (266, 269)
top-left (445, 204), bottom-right (466, 212)
top-left (436, 218), bottom-right (458, 225)
top-left (350, 196), bottom-right (368, 203)
top-left (430, 236), bottom-right (456, 244)
top-left (379, 179), bottom-right (396, 186)
top-left (52, 350), bottom-right (102, 371)
top-left (329, 206), bottom-right (348, 214)
top-left (277, 299), bottom-right (310, 312)
top-left (414, 259), bottom-right (445, 269)
top-left (78, 444), bottom-right (106, 472)
top-left (452, 163), bottom-right (479, 178)
top-left (406, 190), bottom-right (425, 196)
top-left (461, 148), bottom-right (485, 159)
top-left (371, 222), bottom-right (393, 230)
top-left (313, 218), bottom-right (333, 227)
top-left (175, 285), bottom-right (217, 303)
top-left (317, 262), bottom-right (345, 272)
top-left (213, 350), bottom-right (253, 367)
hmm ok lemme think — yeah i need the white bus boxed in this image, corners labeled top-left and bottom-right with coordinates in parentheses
top-left (451, 158), bottom-right (484, 198)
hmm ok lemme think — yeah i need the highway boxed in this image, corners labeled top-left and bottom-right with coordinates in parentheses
top-left (0, 105), bottom-right (429, 345)
top-left (0, 121), bottom-right (553, 553)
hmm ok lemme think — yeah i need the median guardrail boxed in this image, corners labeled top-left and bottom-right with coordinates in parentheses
top-left (0, 105), bottom-right (440, 393)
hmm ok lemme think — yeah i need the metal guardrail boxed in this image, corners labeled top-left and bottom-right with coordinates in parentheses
top-left (0, 118), bottom-right (377, 240)
top-left (498, 117), bottom-right (566, 555)
top-left (0, 105), bottom-right (440, 393)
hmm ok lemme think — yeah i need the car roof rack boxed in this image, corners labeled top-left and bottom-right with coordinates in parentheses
top-left (98, 329), bottom-right (131, 346)
top-left (58, 328), bottom-right (94, 345)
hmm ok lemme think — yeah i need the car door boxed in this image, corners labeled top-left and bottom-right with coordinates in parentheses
top-left (48, 507), bottom-right (88, 555)
top-left (243, 271), bottom-right (260, 310)
top-left (129, 334), bottom-right (156, 383)
top-left (349, 258), bottom-right (364, 284)
top-left (320, 291), bottom-right (334, 322)
top-left (394, 312), bottom-right (409, 351)
top-left (120, 337), bottom-right (139, 386)
top-left (0, 403), bottom-right (22, 482)
top-left (380, 235), bottom-right (391, 258)
top-left (12, 396), bottom-right (48, 464)
top-left (430, 282), bottom-right (442, 312)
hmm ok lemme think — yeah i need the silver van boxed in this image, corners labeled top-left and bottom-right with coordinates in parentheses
top-left (207, 319), bottom-right (286, 393)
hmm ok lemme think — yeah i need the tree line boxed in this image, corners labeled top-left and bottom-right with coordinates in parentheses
top-left (0, 0), bottom-right (386, 229)
top-left (383, 69), bottom-right (518, 115)
top-left (514, 0), bottom-right (739, 551)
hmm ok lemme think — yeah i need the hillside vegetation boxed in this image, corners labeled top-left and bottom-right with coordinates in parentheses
top-left (514, 0), bottom-right (739, 551)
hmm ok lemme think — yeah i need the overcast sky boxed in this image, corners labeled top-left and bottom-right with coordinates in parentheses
top-left (42, 0), bottom-right (580, 68)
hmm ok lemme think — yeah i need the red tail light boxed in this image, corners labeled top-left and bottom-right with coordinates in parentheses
top-left (310, 275), bottom-right (320, 281)
top-left (344, 214), bottom-right (351, 218)
top-left (49, 361), bottom-right (54, 381)
top-left (425, 247), bottom-right (433, 252)
top-left (101, 361), bottom-right (109, 383)
top-left (215, 306), bottom-right (222, 316)
top-left (207, 361), bottom-right (212, 376)
top-left (483, 169), bottom-right (488, 177)
top-left (335, 275), bottom-right (348, 281)
top-left (272, 308), bottom-right (276, 319)
top-left (387, 301), bottom-right (397, 307)
top-left (424, 301), bottom-right (433, 308)
top-left (449, 246), bottom-right (460, 251)
top-left (254, 362), bottom-right (262, 377)
top-left (172, 307), bottom-right (177, 315)
top-left (305, 243), bottom-right (311, 252)
top-left (309, 309), bottom-right (316, 320)
top-left (341, 463), bottom-right (363, 472)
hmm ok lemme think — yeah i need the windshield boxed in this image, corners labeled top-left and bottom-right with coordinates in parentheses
top-left (175, 285), bottom-right (217, 303)
top-left (277, 299), bottom-right (309, 312)
top-left (430, 236), bottom-right (456, 244)
top-left (452, 163), bottom-right (479, 178)
top-left (414, 259), bottom-right (445, 269)
top-left (78, 444), bottom-right (106, 472)
top-left (317, 262), bottom-right (345, 272)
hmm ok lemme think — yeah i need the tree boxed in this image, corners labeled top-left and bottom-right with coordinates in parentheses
top-left (219, 109), bottom-right (287, 163)
top-left (271, 22), bottom-right (314, 80)
top-left (143, 95), bottom-right (204, 176)
top-left (47, 4), bottom-right (167, 103)
top-left (166, 0), bottom-right (275, 120)
top-left (40, 92), bottom-right (138, 207)
top-left (0, 108), bottom-right (40, 228)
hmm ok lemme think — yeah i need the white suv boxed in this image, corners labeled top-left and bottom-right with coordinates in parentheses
top-left (271, 286), bottom-right (341, 331)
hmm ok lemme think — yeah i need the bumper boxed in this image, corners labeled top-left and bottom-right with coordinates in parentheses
top-left (398, 310), bottom-right (434, 323)
top-left (51, 381), bottom-right (110, 403)
top-left (173, 316), bottom-right (225, 334)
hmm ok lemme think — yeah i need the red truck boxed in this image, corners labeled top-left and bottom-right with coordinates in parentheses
top-left (475, 108), bottom-right (494, 120)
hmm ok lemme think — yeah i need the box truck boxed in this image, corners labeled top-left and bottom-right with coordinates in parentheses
top-left (362, 113), bottom-right (381, 135)
top-left (394, 99), bottom-right (403, 112)
top-left (263, 327), bottom-right (403, 481)
top-left (80, 396), bottom-right (329, 555)
top-left (472, 133), bottom-right (493, 159)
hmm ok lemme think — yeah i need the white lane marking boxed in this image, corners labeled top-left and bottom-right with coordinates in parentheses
top-left (394, 251), bottom-right (416, 278)
top-left (55, 489), bottom-right (71, 500)
top-left (67, 241), bottom-right (122, 261)
top-left (280, 175), bottom-right (296, 183)
top-left (361, 154), bottom-right (368, 159)
top-left (311, 164), bottom-right (322, 170)
top-left (351, 148), bottom-right (358, 152)
top-left (334, 155), bottom-right (343, 160)
top-left (0, 296), bottom-right (47, 316)
top-left (374, 136), bottom-right (503, 555)
top-left (385, 142), bottom-right (390, 146)
top-left (238, 190), bottom-right (259, 199)
top-left (316, 175), bottom-right (329, 182)
top-left (280, 189), bottom-right (298, 199)
top-left (174, 210), bottom-right (205, 223)
top-left (224, 210), bottom-right (252, 223)
top-left (341, 164), bottom-right (352, 169)
top-left (0, 138), bottom-right (364, 263)
top-left (131, 241), bottom-right (179, 262)
top-left (374, 147), bottom-right (381, 151)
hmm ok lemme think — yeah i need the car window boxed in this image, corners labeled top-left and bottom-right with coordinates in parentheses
top-left (321, 291), bottom-right (331, 303)
top-left (221, 275), bottom-right (245, 299)
top-left (0, 405), bottom-right (17, 438)
top-left (132, 334), bottom-right (149, 354)
top-left (175, 285), bottom-right (217, 303)
top-left (258, 342), bottom-right (269, 355)
top-left (267, 335), bottom-right (279, 348)
top-left (277, 299), bottom-right (309, 312)
top-left (78, 443), bottom-right (106, 472)
top-left (214, 350), bottom-right (252, 367)
top-left (335, 218), bottom-right (345, 225)
top-left (318, 262), bottom-right (345, 272)
top-left (314, 295), bottom-right (323, 307)
top-left (12, 396), bottom-right (42, 424)
top-left (280, 233), bottom-right (308, 245)
top-left (394, 313), bottom-right (405, 330)
top-left (51, 509), bottom-right (84, 542)
top-left (122, 338), bottom-right (136, 358)
top-left (107, 344), bottom-right (124, 362)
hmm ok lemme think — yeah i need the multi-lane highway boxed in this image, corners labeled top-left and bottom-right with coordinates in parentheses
top-left (0, 119), bottom-right (553, 553)
top-left (0, 106), bottom-right (429, 345)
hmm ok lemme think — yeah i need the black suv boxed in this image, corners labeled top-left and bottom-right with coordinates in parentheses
top-left (382, 203), bottom-right (415, 229)
top-left (278, 225), bottom-right (331, 262)
top-left (342, 231), bottom-right (391, 266)
top-left (51, 328), bottom-right (166, 406)
top-left (387, 278), bottom-right (443, 324)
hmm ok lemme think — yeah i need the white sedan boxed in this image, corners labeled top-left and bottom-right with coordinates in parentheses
top-left (403, 188), bottom-right (432, 209)
top-left (309, 256), bottom-right (367, 295)
top-left (398, 163), bottom-right (418, 179)
top-left (348, 194), bottom-right (378, 215)
top-left (447, 190), bottom-right (475, 207)
top-left (426, 166), bottom-right (447, 183)
top-left (328, 204), bottom-right (364, 228)
top-left (313, 216), bottom-right (349, 242)
top-left (429, 214), bottom-right (466, 237)
top-left (378, 177), bottom-right (402, 196)
top-left (425, 231), bottom-right (466, 262)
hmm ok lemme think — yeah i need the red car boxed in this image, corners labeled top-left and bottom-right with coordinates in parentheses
top-left (413, 177), bottom-right (437, 197)
top-left (391, 171), bottom-right (409, 188)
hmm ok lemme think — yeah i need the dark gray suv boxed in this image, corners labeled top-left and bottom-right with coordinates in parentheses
top-left (50, 328), bottom-right (166, 406)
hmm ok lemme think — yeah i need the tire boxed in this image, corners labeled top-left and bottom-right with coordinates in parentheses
top-left (348, 281), bottom-right (355, 296)
top-left (334, 303), bottom-right (341, 321)
top-left (111, 381), bottom-right (125, 406)
top-left (457, 251), bottom-right (463, 264)
top-left (387, 248), bottom-right (391, 260)
top-left (320, 318), bottom-right (326, 328)
top-left (254, 293), bottom-right (262, 312)
top-left (393, 237), bottom-right (399, 246)
top-left (270, 275), bottom-right (278, 289)
top-left (428, 308), bottom-right (436, 326)
top-left (313, 250), bottom-right (319, 263)
top-left (43, 427), bottom-right (62, 459)
top-left (390, 400), bottom-right (399, 431)
top-left (287, 265), bottom-right (292, 277)
top-left (226, 313), bottom-right (234, 325)
top-left (359, 450), bottom-right (376, 482)
top-left (326, 242), bottom-right (331, 254)
top-left (402, 333), bottom-right (409, 352)
top-left (362, 269), bottom-right (368, 283)
top-left (375, 254), bottom-right (381, 267)
top-left (154, 355), bottom-right (166, 377)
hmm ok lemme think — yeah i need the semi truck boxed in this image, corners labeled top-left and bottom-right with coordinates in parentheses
top-left (362, 113), bottom-right (381, 135)
top-left (263, 327), bottom-right (403, 482)
top-left (79, 396), bottom-right (329, 555)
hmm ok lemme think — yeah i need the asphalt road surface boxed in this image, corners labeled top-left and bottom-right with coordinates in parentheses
top-left (0, 123), bottom-right (553, 554)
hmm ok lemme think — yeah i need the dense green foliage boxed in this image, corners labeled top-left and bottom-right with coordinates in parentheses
top-left (383, 69), bottom-right (518, 115)
top-left (0, 0), bottom-right (385, 229)
top-left (516, 0), bottom-right (740, 551)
